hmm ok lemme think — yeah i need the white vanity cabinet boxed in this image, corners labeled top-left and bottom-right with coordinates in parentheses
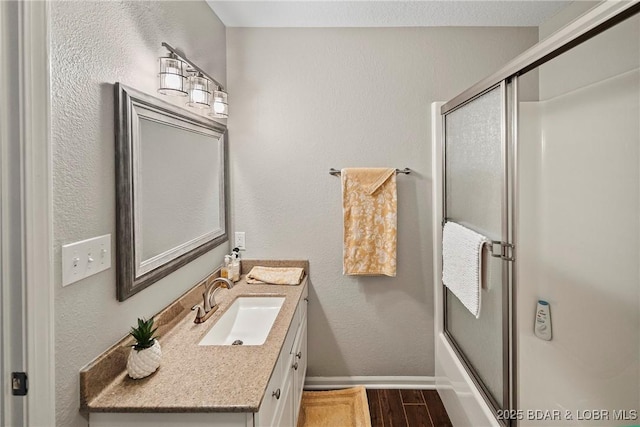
top-left (89, 285), bottom-right (308, 427)
top-left (255, 284), bottom-right (308, 427)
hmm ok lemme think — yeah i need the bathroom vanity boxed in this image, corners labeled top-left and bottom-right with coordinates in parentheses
top-left (81, 261), bottom-right (308, 427)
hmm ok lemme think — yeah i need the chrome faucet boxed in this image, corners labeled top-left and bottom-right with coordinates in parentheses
top-left (192, 277), bottom-right (234, 324)
top-left (204, 277), bottom-right (234, 311)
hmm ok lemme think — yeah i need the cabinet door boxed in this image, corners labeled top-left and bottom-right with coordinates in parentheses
top-left (292, 317), bottom-right (307, 426)
top-left (255, 348), bottom-right (284, 427)
top-left (276, 370), bottom-right (295, 427)
top-left (255, 288), bottom-right (307, 427)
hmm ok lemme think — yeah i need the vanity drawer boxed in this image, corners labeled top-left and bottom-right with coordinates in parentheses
top-left (298, 284), bottom-right (308, 326)
top-left (284, 284), bottom-right (308, 353)
top-left (282, 314), bottom-right (298, 356)
top-left (283, 283), bottom-right (307, 355)
top-left (290, 311), bottom-right (305, 365)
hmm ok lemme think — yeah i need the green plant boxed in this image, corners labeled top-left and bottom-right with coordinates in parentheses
top-left (129, 317), bottom-right (159, 351)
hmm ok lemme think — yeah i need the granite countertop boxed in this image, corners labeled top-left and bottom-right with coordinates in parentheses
top-left (80, 260), bottom-right (308, 413)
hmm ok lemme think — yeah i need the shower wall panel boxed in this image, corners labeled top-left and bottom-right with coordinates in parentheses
top-left (517, 14), bottom-right (640, 426)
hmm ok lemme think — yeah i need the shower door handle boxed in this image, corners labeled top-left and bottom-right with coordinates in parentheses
top-left (488, 241), bottom-right (515, 262)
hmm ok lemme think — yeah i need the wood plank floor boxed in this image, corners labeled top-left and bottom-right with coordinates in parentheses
top-left (367, 389), bottom-right (452, 427)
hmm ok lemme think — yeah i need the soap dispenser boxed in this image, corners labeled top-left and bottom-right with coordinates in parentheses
top-left (221, 255), bottom-right (231, 279)
top-left (230, 247), bottom-right (241, 282)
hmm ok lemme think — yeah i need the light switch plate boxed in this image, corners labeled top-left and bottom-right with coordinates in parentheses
top-left (62, 234), bottom-right (111, 287)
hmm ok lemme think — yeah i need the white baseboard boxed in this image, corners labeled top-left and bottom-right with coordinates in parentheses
top-left (304, 376), bottom-right (436, 390)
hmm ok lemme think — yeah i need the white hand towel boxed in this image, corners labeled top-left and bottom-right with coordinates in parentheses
top-left (442, 221), bottom-right (489, 318)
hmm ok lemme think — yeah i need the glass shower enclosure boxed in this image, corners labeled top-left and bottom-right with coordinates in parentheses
top-left (438, 3), bottom-right (639, 426)
top-left (443, 83), bottom-right (512, 412)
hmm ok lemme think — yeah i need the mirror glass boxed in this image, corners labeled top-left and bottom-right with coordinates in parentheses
top-left (115, 83), bottom-right (228, 301)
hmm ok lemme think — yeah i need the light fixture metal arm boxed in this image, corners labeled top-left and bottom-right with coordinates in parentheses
top-left (162, 42), bottom-right (225, 90)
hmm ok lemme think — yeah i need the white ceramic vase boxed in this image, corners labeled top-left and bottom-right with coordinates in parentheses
top-left (127, 339), bottom-right (162, 379)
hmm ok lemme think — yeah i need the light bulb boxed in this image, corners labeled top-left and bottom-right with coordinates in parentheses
top-left (163, 73), bottom-right (182, 90)
top-left (193, 90), bottom-right (207, 104)
top-left (213, 101), bottom-right (225, 113)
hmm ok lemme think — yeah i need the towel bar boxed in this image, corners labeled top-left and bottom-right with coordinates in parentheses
top-left (329, 168), bottom-right (411, 176)
top-left (442, 219), bottom-right (515, 262)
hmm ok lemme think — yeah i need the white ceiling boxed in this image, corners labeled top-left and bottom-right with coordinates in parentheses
top-left (206, 1), bottom-right (571, 28)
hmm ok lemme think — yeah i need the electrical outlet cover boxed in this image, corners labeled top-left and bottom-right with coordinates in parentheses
top-left (234, 232), bottom-right (246, 249)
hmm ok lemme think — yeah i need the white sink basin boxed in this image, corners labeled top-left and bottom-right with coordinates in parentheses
top-left (198, 297), bottom-right (286, 346)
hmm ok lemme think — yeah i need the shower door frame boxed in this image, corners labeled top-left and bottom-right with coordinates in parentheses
top-left (441, 79), bottom-right (515, 425)
top-left (437, 1), bottom-right (640, 425)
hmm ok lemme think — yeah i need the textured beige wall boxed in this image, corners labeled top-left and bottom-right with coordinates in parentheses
top-left (227, 27), bottom-right (537, 378)
top-left (50, 2), bottom-right (228, 426)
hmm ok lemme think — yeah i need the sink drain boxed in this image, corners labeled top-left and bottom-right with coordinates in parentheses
top-left (232, 339), bottom-right (244, 346)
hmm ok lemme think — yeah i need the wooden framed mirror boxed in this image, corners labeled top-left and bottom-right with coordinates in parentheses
top-left (114, 83), bottom-right (228, 301)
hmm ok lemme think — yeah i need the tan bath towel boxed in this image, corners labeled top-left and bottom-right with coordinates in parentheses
top-left (342, 168), bottom-right (397, 276)
top-left (246, 266), bottom-right (305, 285)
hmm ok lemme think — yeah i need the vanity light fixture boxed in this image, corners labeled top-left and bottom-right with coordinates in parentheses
top-left (158, 42), bottom-right (228, 118)
top-left (158, 53), bottom-right (187, 96)
top-left (187, 73), bottom-right (212, 109)
top-left (210, 88), bottom-right (228, 119)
